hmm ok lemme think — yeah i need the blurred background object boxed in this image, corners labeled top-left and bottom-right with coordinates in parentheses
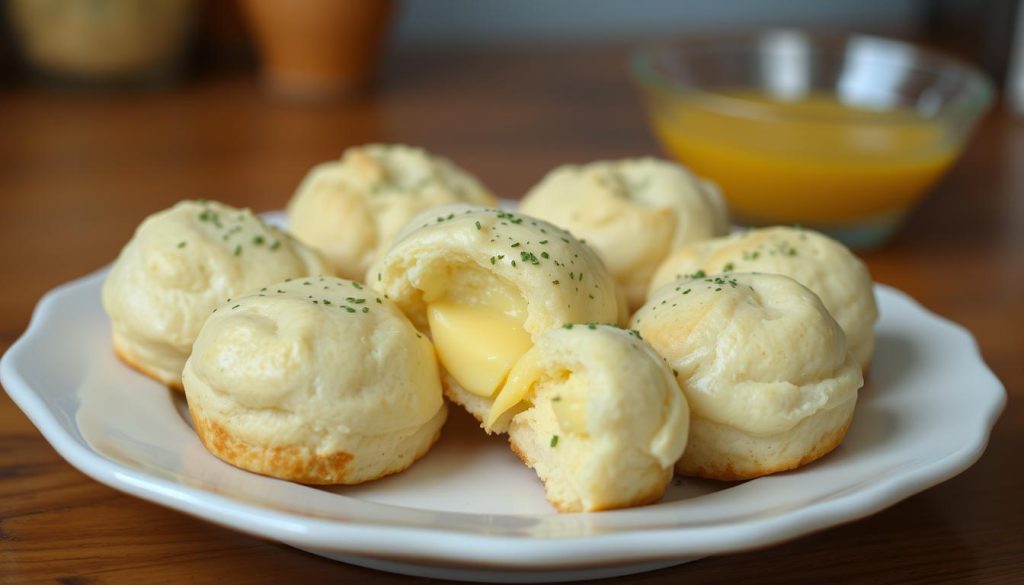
top-left (1, 2), bottom-right (1023, 583)
top-left (240, 0), bottom-right (394, 99)
top-left (632, 33), bottom-right (993, 249)
top-left (5, 0), bottom-right (197, 88)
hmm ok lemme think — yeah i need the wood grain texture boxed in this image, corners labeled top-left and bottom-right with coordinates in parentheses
top-left (1, 46), bottom-right (1022, 584)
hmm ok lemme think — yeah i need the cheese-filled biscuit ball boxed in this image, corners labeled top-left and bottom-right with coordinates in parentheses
top-left (485, 324), bottom-right (689, 512)
top-left (182, 276), bottom-right (447, 484)
top-left (287, 144), bottom-right (497, 280)
top-left (102, 200), bottom-right (332, 389)
top-left (649, 226), bottom-right (878, 368)
top-left (370, 204), bottom-right (620, 431)
top-left (519, 158), bottom-right (728, 310)
top-left (632, 272), bottom-right (862, 481)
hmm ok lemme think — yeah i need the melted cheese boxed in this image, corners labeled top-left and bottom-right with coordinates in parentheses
top-left (486, 349), bottom-right (542, 428)
top-left (486, 353), bottom-right (589, 435)
top-left (427, 285), bottom-right (531, 398)
top-left (550, 377), bottom-right (588, 434)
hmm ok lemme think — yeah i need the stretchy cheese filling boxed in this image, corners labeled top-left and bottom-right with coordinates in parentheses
top-left (486, 351), bottom-right (588, 434)
top-left (424, 271), bottom-right (532, 398)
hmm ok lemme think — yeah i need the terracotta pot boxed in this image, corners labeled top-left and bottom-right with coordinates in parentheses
top-left (240, 0), bottom-right (394, 99)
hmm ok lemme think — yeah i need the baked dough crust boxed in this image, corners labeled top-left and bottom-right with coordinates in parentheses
top-left (182, 276), bottom-right (447, 484)
top-left (649, 226), bottom-right (878, 368)
top-left (520, 158), bottom-right (728, 310)
top-left (287, 144), bottom-right (497, 280)
top-left (632, 272), bottom-right (862, 480)
top-left (102, 199), bottom-right (332, 389)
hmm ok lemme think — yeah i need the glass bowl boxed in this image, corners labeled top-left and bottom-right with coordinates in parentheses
top-left (631, 31), bottom-right (993, 248)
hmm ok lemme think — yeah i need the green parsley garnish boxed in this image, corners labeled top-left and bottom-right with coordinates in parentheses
top-left (520, 251), bottom-right (540, 265)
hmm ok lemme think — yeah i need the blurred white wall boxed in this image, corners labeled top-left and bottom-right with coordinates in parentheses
top-left (394, 0), bottom-right (927, 46)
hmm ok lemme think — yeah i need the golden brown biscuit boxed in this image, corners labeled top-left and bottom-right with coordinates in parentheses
top-left (182, 276), bottom-right (447, 484)
top-left (632, 272), bottom-right (862, 480)
top-left (287, 144), bottom-right (497, 280)
top-left (648, 226), bottom-right (879, 368)
top-left (102, 200), bottom-right (332, 389)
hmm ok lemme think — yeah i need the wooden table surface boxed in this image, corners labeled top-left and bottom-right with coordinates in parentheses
top-left (1, 46), bottom-right (1021, 584)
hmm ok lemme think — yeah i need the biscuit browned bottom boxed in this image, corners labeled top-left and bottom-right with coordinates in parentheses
top-left (189, 406), bottom-right (443, 485)
top-left (676, 412), bottom-right (854, 482)
top-left (507, 436), bottom-right (669, 513)
top-left (112, 342), bottom-right (184, 392)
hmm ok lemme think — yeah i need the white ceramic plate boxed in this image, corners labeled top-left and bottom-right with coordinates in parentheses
top-left (1, 263), bottom-right (1005, 582)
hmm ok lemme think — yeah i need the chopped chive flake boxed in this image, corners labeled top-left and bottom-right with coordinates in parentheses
top-left (552, 280), bottom-right (560, 285)
top-left (269, 240), bottom-right (281, 250)
top-left (353, 282), bottom-right (363, 290)
top-left (475, 221), bottom-right (482, 230)
top-left (550, 435), bottom-right (559, 448)
top-left (177, 241), bottom-right (187, 249)
top-left (233, 245), bottom-right (241, 256)
top-left (231, 304), bottom-right (240, 310)
top-left (362, 307), bottom-right (369, 313)
top-left (510, 242), bottom-right (521, 248)
top-left (539, 240), bottom-right (548, 245)
top-left (253, 236), bottom-right (265, 246)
